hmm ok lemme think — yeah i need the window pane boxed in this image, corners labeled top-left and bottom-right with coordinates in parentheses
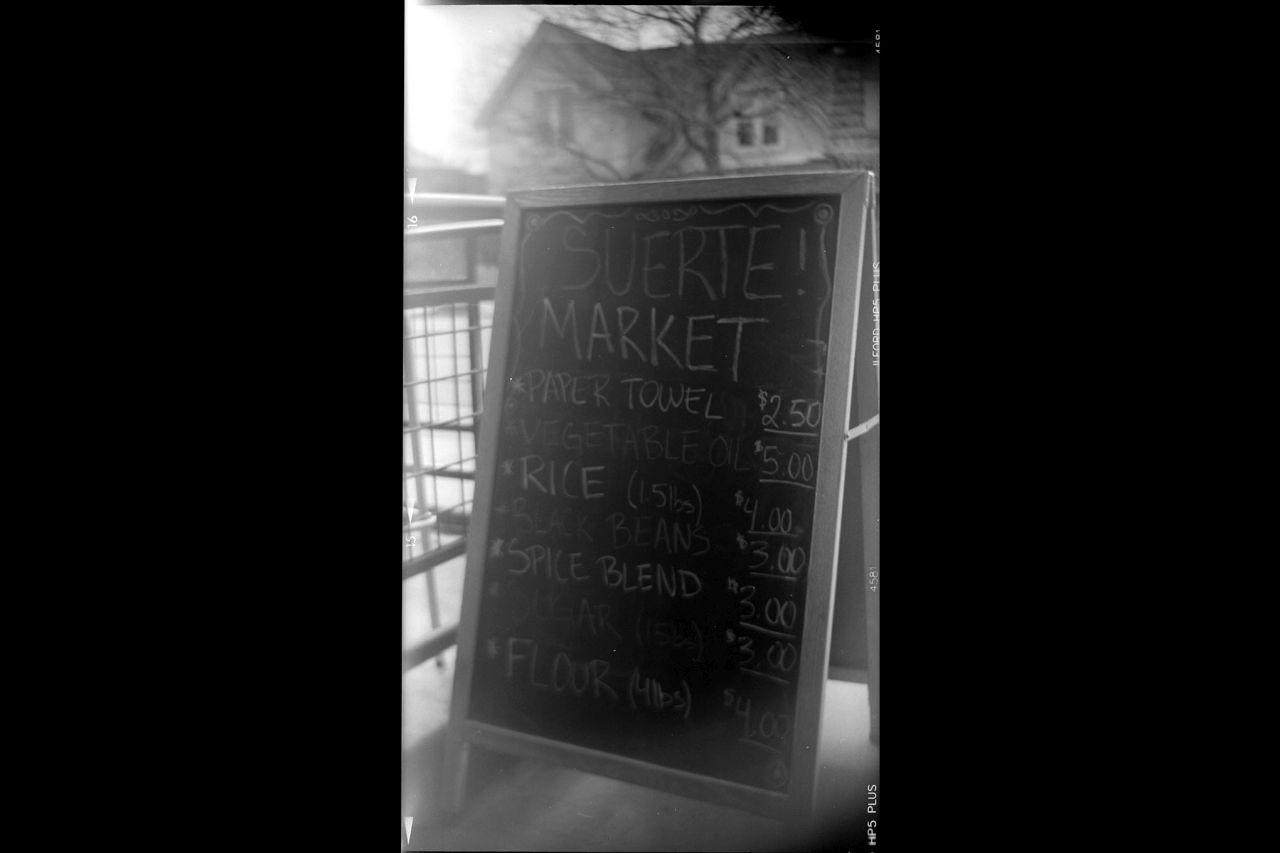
top-left (763, 122), bottom-right (779, 145)
top-left (535, 91), bottom-right (554, 143)
top-left (737, 120), bottom-right (754, 146)
top-left (557, 92), bottom-right (574, 143)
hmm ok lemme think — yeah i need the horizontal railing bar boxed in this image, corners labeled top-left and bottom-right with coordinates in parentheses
top-left (404, 456), bottom-right (477, 472)
top-left (402, 537), bottom-right (469, 580)
top-left (405, 276), bottom-right (476, 288)
top-left (403, 501), bottom-right (468, 531)
top-left (403, 323), bottom-right (490, 341)
top-left (404, 192), bottom-right (505, 211)
top-left (403, 464), bottom-right (477, 481)
top-left (408, 500), bottom-right (473, 527)
top-left (404, 428), bottom-right (480, 441)
top-left (402, 622), bottom-right (460, 671)
top-left (404, 284), bottom-right (495, 308)
top-left (403, 470), bottom-right (478, 492)
top-left (406, 295), bottom-right (493, 311)
top-left (403, 516), bottom-right (437, 533)
top-left (404, 219), bottom-right (504, 238)
top-left (404, 368), bottom-right (483, 386)
top-left (405, 425), bottom-right (478, 439)
top-left (403, 411), bottom-right (481, 432)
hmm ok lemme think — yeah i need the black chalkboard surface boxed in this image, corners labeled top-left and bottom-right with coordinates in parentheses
top-left (446, 172), bottom-right (874, 825)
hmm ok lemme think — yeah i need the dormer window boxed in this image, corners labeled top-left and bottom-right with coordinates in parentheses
top-left (535, 90), bottom-right (575, 145)
top-left (734, 115), bottom-right (781, 149)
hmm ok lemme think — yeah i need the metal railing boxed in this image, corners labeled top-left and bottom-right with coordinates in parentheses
top-left (403, 193), bottom-right (503, 671)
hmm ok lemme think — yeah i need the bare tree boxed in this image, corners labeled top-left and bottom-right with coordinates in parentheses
top-left (503, 5), bottom-right (823, 181)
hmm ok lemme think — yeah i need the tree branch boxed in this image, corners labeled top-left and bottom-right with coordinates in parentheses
top-left (491, 5), bottom-right (850, 179)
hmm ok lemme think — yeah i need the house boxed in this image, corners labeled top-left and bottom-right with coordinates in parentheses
top-left (475, 20), bottom-right (879, 194)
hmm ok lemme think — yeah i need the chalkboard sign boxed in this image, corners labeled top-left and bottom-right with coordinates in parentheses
top-left (446, 172), bottom-right (874, 825)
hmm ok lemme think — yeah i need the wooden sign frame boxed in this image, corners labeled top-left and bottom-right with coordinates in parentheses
top-left (444, 171), bottom-right (875, 829)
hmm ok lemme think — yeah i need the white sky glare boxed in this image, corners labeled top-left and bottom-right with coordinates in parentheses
top-left (404, 4), bottom-right (780, 173)
top-left (406, 3), bottom-right (542, 172)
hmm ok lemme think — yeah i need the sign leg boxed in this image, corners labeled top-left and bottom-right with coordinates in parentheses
top-left (856, 190), bottom-right (880, 746)
top-left (442, 732), bottom-right (471, 815)
top-left (861, 422), bottom-right (880, 746)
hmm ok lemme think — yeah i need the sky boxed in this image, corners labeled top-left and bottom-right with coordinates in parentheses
top-left (405, 3), bottom-right (542, 172)
top-left (404, 4), bottom-right (818, 174)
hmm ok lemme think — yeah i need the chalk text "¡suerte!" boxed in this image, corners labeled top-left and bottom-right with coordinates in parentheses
top-left (535, 220), bottom-right (812, 382)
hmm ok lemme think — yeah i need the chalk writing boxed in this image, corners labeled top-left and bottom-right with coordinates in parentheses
top-left (468, 193), bottom-right (843, 794)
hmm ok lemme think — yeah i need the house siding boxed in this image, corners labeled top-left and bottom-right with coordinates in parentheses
top-left (488, 56), bottom-right (650, 191)
top-left (481, 30), bottom-right (879, 193)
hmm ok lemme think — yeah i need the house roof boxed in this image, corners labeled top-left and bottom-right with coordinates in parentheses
top-left (474, 20), bottom-right (624, 128)
top-left (474, 19), bottom-right (879, 129)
